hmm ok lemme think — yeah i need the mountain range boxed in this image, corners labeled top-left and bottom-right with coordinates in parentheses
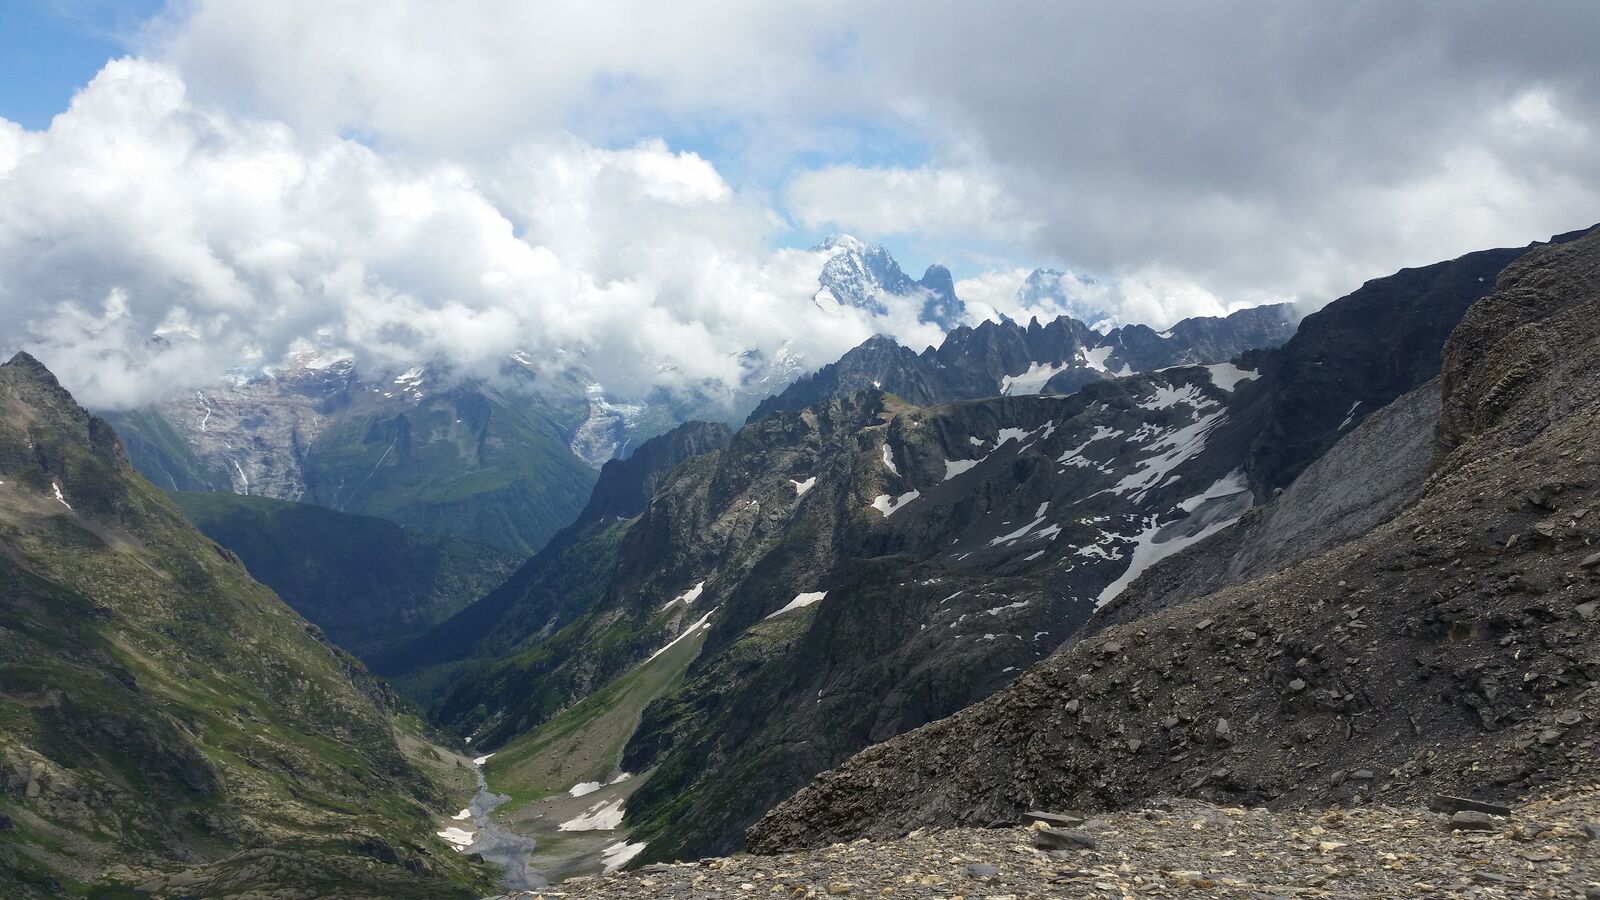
top-left (7, 223), bottom-right (1597, 895)
top-left (751, 224), bottom-right (1600, 853)
top-left (102, 238), bottom-right (1295, 566)
top-left (348, 228), bottom-right (1584, 872)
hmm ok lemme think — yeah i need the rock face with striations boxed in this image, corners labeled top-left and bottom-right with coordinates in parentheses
top-left (746, 227), bottom-right (1600, 853)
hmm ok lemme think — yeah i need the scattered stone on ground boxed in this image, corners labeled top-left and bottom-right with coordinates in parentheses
top-left (492, 793), bottom-right (1600, 898)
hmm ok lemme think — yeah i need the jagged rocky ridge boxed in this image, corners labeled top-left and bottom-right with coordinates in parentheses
top-left (748, 226), bottom-right (1600, 851)
top-left (748, 303), bottom-right (1299, 423)
top-left (0, 354), bottom-right (492, 898)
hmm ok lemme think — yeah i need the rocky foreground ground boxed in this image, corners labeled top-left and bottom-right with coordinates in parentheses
top-left (495, 792), bottom-right (1600, 899)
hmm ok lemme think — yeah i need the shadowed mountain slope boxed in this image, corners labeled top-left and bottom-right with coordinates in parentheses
top-left (0, 353), bottom-right (492, 898)
top-left (171, 492), bottom-right (519, 660)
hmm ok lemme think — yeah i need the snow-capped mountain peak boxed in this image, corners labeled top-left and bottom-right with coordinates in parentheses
top-left (811, 236), bottom-right (968, 329)
top-left (811, 233), bottom-right (868, 255)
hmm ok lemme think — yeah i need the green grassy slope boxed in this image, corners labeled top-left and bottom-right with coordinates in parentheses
top-left (0, 354), bottom-right (497, 899)
top-left (300, 386), bottom-right (597, 556)
top-left (97, 408), bottom-right (233, 493)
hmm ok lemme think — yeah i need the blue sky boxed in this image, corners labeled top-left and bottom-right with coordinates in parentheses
top-left (0, 0), bottom-right (163, 129)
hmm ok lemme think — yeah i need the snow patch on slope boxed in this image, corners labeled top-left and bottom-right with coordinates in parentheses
top-left (766, 591), bottom-right (827, 619)
top-left (559, 797), bottom-right (626, 831)
top-left (662, 580), bottom-right (706, 609)
top-left (943, 458), bottom-right (982, 480)
top-left (871, 491), bottom-right (920, 517)
top-left (602, 840), bottom-right (648, 872)
top-left (1001, 361), bottom-right (1068, 395)
top-left (1105, 407), bottom-right (1228, 502)
top-left (1204, 363), bottom-right (1259, 393)
top-left (1095, 473), bottom-right (1253, 606)
top-left (646, 607), bottom-right (716, 663)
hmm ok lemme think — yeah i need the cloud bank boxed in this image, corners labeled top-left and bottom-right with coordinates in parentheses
top-left (0, 60), bottom-right (905, 408)
top-left (2, 1), bottom-right (1597, 408)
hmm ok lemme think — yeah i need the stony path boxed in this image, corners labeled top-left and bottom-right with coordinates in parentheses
top-left (496, 793), bottom-right (1600, 898)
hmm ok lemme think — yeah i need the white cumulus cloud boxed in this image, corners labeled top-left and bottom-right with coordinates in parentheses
top-left (0, 59), bottom-right (914, 408)
top-left (785, 165), bottom-right (1035, 242)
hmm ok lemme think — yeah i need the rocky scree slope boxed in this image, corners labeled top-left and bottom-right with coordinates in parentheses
top-left (749, 303), bottom-right (1298, 422)
top-left (505, 792), bottom-right (1600, 899)
top-left (748, 227), bottom-right (1600, 852)
top-left (0, 353), bottom-right (492, 899)
top-left (171, 491), bottom-right (519, 662)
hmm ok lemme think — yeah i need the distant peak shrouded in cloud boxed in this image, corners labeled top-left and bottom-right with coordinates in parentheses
top-left (0, 60), bottom-right (936, 409)
top-left (4, 2), bottom-right (1599, 408)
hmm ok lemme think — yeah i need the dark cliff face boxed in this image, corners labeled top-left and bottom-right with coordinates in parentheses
top-left (749, 304), bottom-right (1300, 423)
top-left (747, 228), bottom-right (1600, 854)
top-left (575, 420), bottom-right (734, 528)
top-left (0, 354), bottom-right (483, 897)
top-left (1240, 228), bottom-right (1595, 493)
top-left (1089, 228), bottom-right (1599, 623)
